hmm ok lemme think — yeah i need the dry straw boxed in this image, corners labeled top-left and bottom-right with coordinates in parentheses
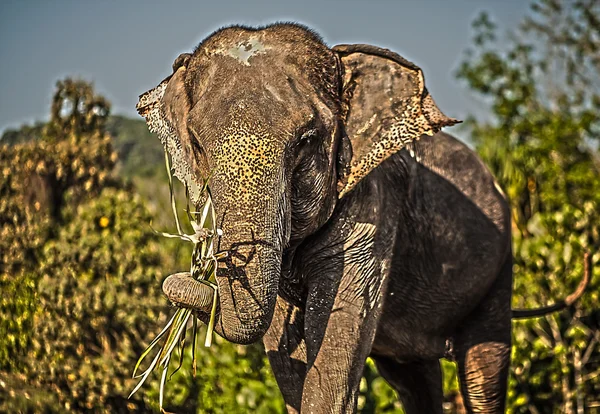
top-left (129, 153), bottom-right (222, 411)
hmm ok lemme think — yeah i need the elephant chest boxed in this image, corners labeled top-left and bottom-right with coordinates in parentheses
top-left (371, 319), bottom-right (448, 361)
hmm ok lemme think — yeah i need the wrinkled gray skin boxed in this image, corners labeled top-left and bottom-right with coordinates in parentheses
top-left (139, 23), bottom-right (587, 414)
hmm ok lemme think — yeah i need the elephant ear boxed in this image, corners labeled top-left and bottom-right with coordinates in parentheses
top-left (136, 53), bottom-right (202, 204)
top-left (333, 44), bottom-right (460, 198)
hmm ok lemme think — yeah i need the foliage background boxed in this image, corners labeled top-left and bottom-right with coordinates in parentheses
top-left (452, 1), bottom-right (600, 412)
top-left (0, 1), bottom-right (598, 413)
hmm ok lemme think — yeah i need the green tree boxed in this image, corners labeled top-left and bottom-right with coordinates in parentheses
top-left (45, 78), bottom-right (110, 140)
top-left (0, 121), bottom-right (46, 145)
top-left (455, 1), bottom-right (600, 412)
top-left (105, 115), bottom-right (165, 179)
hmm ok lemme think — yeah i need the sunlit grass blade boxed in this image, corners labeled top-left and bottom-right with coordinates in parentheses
top-left (129, 350), bottom-right (161, 399)
top-left (152, 231), bottom-right (192, 242)
top-left (158, 308), bottom-right (188, 364)
top-left (160, 311), bottom-right (192, 366)
top-left (132, 311), bottom-right (179, 378)
top-left (208, 258), bottom-right (218, 283)
top-left (191, 316), bottom-right (198, 378)
top-left (149, 222), bottom-right (195, 242)
top-left (156, 309), bottom-right (186, 366)
top-left (205, 286), bottom-right (219, 347)
top-left (199, 192), bottom-right (217, 237)
top-left (190, 242), bottom-right (202, 278)
top-left (159, 353), bottom-right (171, 410)
top-left (165, 152), bottom-right (183, 236)
top-left (169, 325), bottom-right (187, 380)
top-left (184, 184), bottom-right (194, 224)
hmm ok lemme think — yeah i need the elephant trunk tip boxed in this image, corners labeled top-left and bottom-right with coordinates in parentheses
top-left (162, 272), bottom-right (215, 313)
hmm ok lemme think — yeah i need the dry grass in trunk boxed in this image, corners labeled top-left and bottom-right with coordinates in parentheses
top-left (129, 153), bottom-right (223, 411)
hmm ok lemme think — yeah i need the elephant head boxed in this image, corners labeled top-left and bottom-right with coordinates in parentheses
top-left (137, 24), bottom-right (458, 344)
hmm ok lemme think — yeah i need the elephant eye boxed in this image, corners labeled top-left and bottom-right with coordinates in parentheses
top-left (300, 129), bottom-right (317, 142)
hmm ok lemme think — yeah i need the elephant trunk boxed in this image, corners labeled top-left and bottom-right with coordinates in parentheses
top-left (213, 223), bottom-right (282, 344)
top-left (161, 118), bottom-right (288, 344)
top-left (163, 176), bottom-right (286, 345)
top-left (205, 136), bottom-right (287, 344)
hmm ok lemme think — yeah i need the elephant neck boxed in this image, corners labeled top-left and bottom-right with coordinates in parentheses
top-left (279, 245), bottom-right (307, 308)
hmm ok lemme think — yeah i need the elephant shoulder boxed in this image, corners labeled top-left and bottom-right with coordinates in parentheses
top-left (412, 132), bottom-right (502, 196)
top-left (412, 132), bottom-right (487, 177)
top-left (408, 131), bottom-right (511, 236)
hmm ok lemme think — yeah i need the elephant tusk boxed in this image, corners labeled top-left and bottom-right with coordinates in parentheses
top-left (162, 272), bottom-right (215, 313)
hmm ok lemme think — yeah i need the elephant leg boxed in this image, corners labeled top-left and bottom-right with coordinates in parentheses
top-left (263, 295), bottom-right (307, 413)
top-left (455, 258), bottom-right (512, 413)
top-left (373, 357), bottom-right (443, 414)
top-left (300, 260), bottom-right (385, 413)
top-left (301, 296), bottom-right (379, 414)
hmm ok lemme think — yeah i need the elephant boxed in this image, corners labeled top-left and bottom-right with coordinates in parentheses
top-left (136, 23), bottom-right (590, 413)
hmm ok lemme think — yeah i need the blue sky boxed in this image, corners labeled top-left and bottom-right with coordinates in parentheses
top-left (0, 0), bottom-right (531, 140)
